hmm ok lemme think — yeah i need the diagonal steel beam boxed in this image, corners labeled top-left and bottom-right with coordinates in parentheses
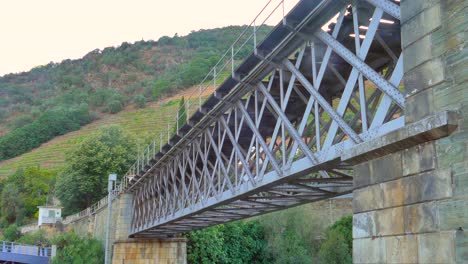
top-left (314, 30), bottom-right (405, 108)
top-left (282, 59), bottom-right (363, 143)
top-left (236, 101), bottom-right (283, 178)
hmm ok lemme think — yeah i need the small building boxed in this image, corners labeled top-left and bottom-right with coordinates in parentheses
top-left (37, 206), bottom-right (62, 226)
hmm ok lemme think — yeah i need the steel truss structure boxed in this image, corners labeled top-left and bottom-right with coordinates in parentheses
top-left (129, 0), bottom-right (404, 237)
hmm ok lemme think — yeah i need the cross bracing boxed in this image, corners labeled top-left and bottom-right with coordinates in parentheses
top-left (127, 0), bottom-right (404, 237)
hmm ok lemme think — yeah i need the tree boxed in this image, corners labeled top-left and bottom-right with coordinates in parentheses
top-left (0, 184), bottom-right (25, 224)
top-left (56, 126), bottom-right (137, 214)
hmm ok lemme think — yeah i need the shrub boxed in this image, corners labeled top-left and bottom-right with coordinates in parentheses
top-left (51, 232), bottom-right (104, 264)
top-left (18, 230), bottom-right (49, 246)
top-left (133, 94), bottom-right (146, 108)
top-left (3, 224), bottom-right (20, 241)
top-left (186, 220), bottom-right (267, 264)
top-left (318, 216), bottom-right (352, 264)
top-left (106, 100), bottom-right (123, 113)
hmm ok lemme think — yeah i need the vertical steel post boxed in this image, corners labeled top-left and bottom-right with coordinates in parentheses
top-left (282, 0), bottom-right (285, 24)
top-left (253, 21), bottom-right (257, 48)
top-left (160, 132), bottom-right (163, 152)
top-left (213, 67), bottom-right (217, 94)
top-left (167, 123), bottom-right (170, 141)
top-left (176, 112), bottom-right (179, 135)
top-left (104, 173), bottom-right (117, 264)
top-left (231, 46), bottom-right (235, 77)
top-left (199, 85), bottom-right (202, 110)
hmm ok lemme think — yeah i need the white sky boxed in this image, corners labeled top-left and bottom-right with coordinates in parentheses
top-left (0, 0), bottom-right (299, 76)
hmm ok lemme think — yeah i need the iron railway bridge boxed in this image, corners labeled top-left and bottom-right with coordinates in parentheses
top-left (123, 0), bottom-right (405, 238)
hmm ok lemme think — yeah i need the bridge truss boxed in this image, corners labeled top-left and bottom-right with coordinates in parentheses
top-left (128, 0), bottom-right (405, 237)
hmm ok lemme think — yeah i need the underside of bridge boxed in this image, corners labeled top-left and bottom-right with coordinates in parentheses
top-left (124, 0), bottom-right (410, 238)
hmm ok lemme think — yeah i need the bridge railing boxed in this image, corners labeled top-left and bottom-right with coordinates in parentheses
top-left (63, 190), bottom-right (120, 225)
top-left (1, 241), bottom-right (51, 257)
top-left (122, 0), bottom-right (292, 189)
top-left (63, 0), bottom-right (293, 226)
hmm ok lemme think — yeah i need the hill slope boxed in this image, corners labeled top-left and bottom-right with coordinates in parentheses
top-left (0, 85), bottom-right (213, 178)
top-left (0, 26), bottom-right (272, 162)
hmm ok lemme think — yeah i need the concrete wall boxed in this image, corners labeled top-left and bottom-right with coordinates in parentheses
top-left (352, 0), bottom-right (467, 263)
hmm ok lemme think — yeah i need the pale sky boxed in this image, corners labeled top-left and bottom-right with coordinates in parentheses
top-left (0, 0), bottom-right (299, 76)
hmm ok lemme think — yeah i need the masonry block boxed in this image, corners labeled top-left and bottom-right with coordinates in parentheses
top-left (354, 161), bottom-right (371, 188)
top-left (403, 169), bottom-right (452, 204)
top-left (405, 87), bottom-right (435, 124)
top-left (382, 178), bottom-right (404, 208)
top-left (439, 199), bottom-right (468, 231)
top-left (403, 34), bottom-right (436, 73)
top-left (400, 0), bottom-right (440, 24)
top-left (375, 207), bottom-right (404, 236)
top-left (385, 235), bottom-right (419, 263)
top-left (353, 184), bottom-right (383, 213)
top-left (353, 212), bottom-right (376, 239)
top-left (455, 230), bottom-right (468, 263)
top-left (370, 152), bottom-right (402, 184)
top-left (353, 237), bottom-right (386, 264)
top-left (402, 3), bottom-right (442, 48)
top-left (404, 59), bottom-right (446, 95)
top-left (418, 232), bottom-right (455, 263)
top-left (404, 202), bottom-right (439, 234)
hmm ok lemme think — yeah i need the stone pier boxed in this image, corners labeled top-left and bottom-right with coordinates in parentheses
top-left (111, 193), bottom-right (187, 264)
top-left (351, 0), bottom-right (467, 263)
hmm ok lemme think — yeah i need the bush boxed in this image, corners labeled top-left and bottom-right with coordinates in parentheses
top-left (318, 216), bottom-right (352, 264)
top-left (186, 220), bottom-right (267, 264)
top-left (259, 205), bottom-right (326, 263)
top-left (18, 230), bottom-right (49, 246)
top-left (3, 224), bottom-right (20, 241)
top-left (133, 94), bottom-right (146, 108)
top-left (51, 232), bottom-right (104, 264)
top-left (106, 100), bottom-right (123, 113)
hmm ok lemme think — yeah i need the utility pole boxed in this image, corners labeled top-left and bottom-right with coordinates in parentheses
top-left (104, 173), bottom-right (117, 264)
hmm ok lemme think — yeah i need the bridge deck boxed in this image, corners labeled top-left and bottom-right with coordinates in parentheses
top-left (125, 0), bottom-right (405, 238)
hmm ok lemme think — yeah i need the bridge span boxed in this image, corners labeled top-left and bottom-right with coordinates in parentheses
top-left (126, 0), bottom-right (407, 237)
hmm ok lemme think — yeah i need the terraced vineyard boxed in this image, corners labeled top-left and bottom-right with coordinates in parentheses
top-left (0, 86), bottom-right (211, 179)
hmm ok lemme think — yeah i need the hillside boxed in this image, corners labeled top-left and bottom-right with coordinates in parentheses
top-left (0, 85), bottom-right (214, 179)
top-left (0, 26), bottom-right (272, 162)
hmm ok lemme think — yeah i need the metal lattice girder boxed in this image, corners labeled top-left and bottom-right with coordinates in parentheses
top-left (128, 0), bottom-right (406, 237)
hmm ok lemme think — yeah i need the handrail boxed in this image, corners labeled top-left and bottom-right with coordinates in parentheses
top-left (63, 0), bottom-right (289, 226)
top-left (1, 240), bottom-right (51, 257)
top-left (124, 0), bottom-right (287, 187)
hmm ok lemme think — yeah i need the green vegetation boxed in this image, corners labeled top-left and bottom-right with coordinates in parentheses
top-left (186, 220), bottom-right (267, 264)
top-left (185, 214), bottom-right (353, 264)
top-left (318, 216), bottom-right (353, 264)
top-left (51, 232), bottom-right (104, 264)
top-left (0, 167), bottom-right (56, 225)
top-left (0, 105), bottom-right (93, 160)
top-left (0, 26), bottom-right (272, 162)
top-left (0, 229), bottom-right (103, 264)
top-left (0, 100), bottom-right (180, 179)
top-left (56, 126), bottom-right (137, 214)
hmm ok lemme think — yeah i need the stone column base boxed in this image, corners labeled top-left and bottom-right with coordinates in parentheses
top-left (112, 238), bottom-right (187, 264)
